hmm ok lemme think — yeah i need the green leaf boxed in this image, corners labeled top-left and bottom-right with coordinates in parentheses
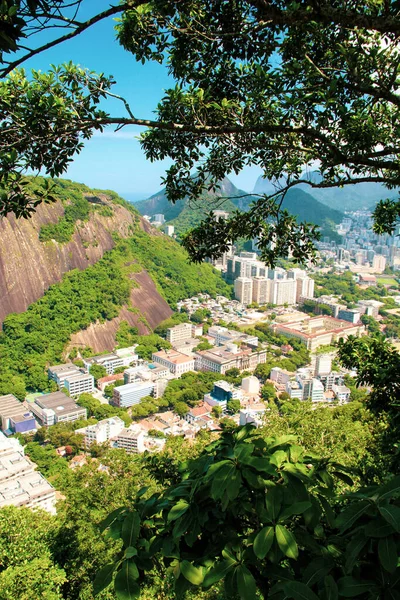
top-left (100, 507), bottom-right (125, 532)
top-left (337, 577), bottom-right (373, 597)
top-left (226, 469), bottom-right (242, 501)
top-left (180, 561), bottom-right (204, 585)
top-left (324, 575), bottom-right (338, 600)
top-left (332, 471), bottom-right (354, 487)
top-left (125, 547), bottom-right (137, 559)
top-left (254, 526), bottom-right (275, 559)
top-left (317, 495), bottom-right (336, 528)
top-left (335, 500), bottom-right (370, 533)
top-left (93, 563), bottom-right (116, 596)
top-left (275, 524), bottom-right (298, 560)
top-left (121, 512), bottom-right (140, 548)
top-left (364, 517), bottom-right (396, 538)
top-left (167, 500), bottom-right (189, 523)
top-left (344, 533), bottom-right (367, 574)
top-left (270, 450), bottom-right (287, 468)
top-left (379, 505), bottom-right (400, 533)
top-left (203, 560), bottom-right (235, 587)
top-left (283, 581), bottom-right (320, 600)
top-left (377, 476), bottom-right (400, 500)
top-left (302, 557), bottom-right (333, 587)
top-left (236, 565), bottom-right (257, 600)
top-left (114, 561), bottom-right (140, 600)
top-left (279, 501), bottom-right (311, 521)
top-left (265, 486), bottom-right (283, 521)
top-left (378, 536), bottom-right (398, 573)
top-left (211, 464), bottom-right (236, 500)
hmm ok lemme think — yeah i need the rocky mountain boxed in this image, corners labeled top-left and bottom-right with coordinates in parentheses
top-left (135, 175), bottom-right (343, 242)
top-left (135, 177), bottom-right (249, 232)
top-left (0, 178), bottom-right (230, 354)
top-left (254, 172), bottom-right (398, 211)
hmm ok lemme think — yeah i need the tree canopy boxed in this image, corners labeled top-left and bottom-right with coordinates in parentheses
top-left (1, 1), bottom-right (400, 264)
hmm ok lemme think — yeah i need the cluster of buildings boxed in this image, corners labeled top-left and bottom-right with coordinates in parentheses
top-left (0, 432), bottom-right (56, 514)
top-left (270, 353), bottom-right (351, 404)
top-left (272, 315), bottom-right (365, 351)
top-left (0, 391), bottom-right (87, 436)
top-left (320, 211), bottom-right (400, 271)
top-left (228, 255), bottom-right (315, 307)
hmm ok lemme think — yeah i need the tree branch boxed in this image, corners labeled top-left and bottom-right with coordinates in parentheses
top-left (0, 3), bottom-right (132, 78)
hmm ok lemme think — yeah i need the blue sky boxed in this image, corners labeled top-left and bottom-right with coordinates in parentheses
top-left (23, 1), bottom-right (262, 200)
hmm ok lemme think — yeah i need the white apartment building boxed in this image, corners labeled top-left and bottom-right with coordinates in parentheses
top-left (252, 277), bottom-right (271, 305)
top-left (64, 373), bottom-right (94, 396)
top-left (164, 225), bottom-right (175, 236)
top-left (83, 353), bottom-right (124, 375)
top-left (152, 350), bottom-right (195, 375)
top-left (332, 384), bottom-right (351, 404)
top-left (115, 346), bottom-right (139, 366)
top-left (314, 354), bottom-right (332, 376)
top-left (286, 380), bottom-right (303, 400)
top-left (296, 277), bottom-right (315, 303)
top-left (116, 427), bottom-right (145, 453)
top-left (76, 416), bottom-right (125, 446)
top-left (166, 322), bottom-right (193, 344)
top-left (372, 254), bottom-right (386, 273)
top-left (270, 367), bottom-right (292, 385)
top-left (234, 277), bottom-right (253, 305)
top-left (270, 279), bottom-right (297, 306)
top-left (112, 381), bottom-right (155, 408)
top-left (48, 363), bottom-right (81, 389)
top-left (0, 432), bottom-right (56, 514)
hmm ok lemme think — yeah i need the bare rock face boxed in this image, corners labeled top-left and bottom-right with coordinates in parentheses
top-left (68, 272), bottom-right (173, 354)
top-left (0, 195), bottom-right (169, 343)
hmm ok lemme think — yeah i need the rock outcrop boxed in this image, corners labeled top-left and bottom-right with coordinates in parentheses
top-left (0, 193), bottom-right (170, 350)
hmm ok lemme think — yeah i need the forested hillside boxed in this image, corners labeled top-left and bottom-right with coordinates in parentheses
top-left (136, 177), bottom-right (343, 240)
top-left (0, 179), bottom-right (232, 396)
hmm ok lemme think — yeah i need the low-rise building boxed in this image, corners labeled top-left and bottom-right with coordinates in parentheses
top-left (97, 373), bottom-right (125, 392)
top-left (286, 380), bottom-right (303, 400)
top-left (270, 367), bottom-right (292, 385)
top-left (0, 394), bottom-right (36, 435)
top-left (332, 384), bottom-right (351, 404)
top-left (185, 403), bottom-right (213, 424)
top-left (83, 353), bottom-right (124, 375)
top-left (273, 316), bottom-right (365, 351)
top-left (112, 381), bottom-right (155, 408)
top-left (357, 300), bottom-right (384, 318)
top-left (76, 416), bottom-right (125, 446)
top-left (64, 373), bottom-right (94, 396)
top-left (338, 308), bottom-right (361, 324)
top-left (239, 403), bottom-right (266, 427)
top-left (0, 432), bottom-right (56, 514)
top-left (116, 427), bottom-right (145, 453)
top-left (48, 363), bottom-right (81, 389)
top-left (115, 346), bottom-right (139, 366)
top-left (152, 350), bottom-right (195, 376)
top-left (195, 343), bottom-right (266, 375)
top-left (204, 381), bottom-right (242, 410)
top-left (28, 391), bottom-right (87, 426)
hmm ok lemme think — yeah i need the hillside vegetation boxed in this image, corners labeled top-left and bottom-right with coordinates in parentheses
top-left (0, 181), bottom-right (232, 395)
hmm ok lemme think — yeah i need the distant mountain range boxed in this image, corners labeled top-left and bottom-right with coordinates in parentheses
top-left (135, 176), bottom-right (344, 240)
top-left (254, 171), bottom-right (398, 211)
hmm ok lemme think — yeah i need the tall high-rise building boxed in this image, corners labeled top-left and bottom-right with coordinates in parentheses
top-left (252, 277), bottom-right (271, 305)
top-left (234, 277), bottom-right (253, 305)
top-left (372, 254), bottom-right (386, 273)
top-left (270, 279), bottom-right (296, 305)
top-left (296, 276), bottom-right (315, 302)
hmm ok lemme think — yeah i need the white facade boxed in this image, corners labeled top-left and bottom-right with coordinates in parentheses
top-left (64, 373), bottom-right (94, 396)
top-left (152, 350), bottom-right (195, 376)
top-left (241, 376), bottom-right (260, 394)
top-left (270, 279), bottom-right (297, 306)
top-left (116, 427), bottom-right (145, 453)
top-left (234, 277), bottom-right (253, 305)
top-left (84, 354), bottom-right (124, 375)
top-left (0, 432), bottom-right (56, 514)
top-left (76, 416), bottom-right (125, 446)
top-left (296, 277), bottom-right (315, 302)
top-left (315, 355), bottom-right (332, 376)
top-left (332, 384), bottom-right (351, 404)
top-left (252, 277), bottom-right (271, 305)
top-left (166, 323), bottom-right (193, 344)
top-left (270, 367), bottom-right (291, 385)
top-left (112, 381), bottom-right (155, 408)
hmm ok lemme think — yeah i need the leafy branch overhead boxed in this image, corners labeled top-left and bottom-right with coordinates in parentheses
top-left (96, 425), bottom-right (400, 600)
top-left (1, 1), bottom-right (400, 262)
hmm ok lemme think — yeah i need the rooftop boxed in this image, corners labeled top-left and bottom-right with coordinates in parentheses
top-left (152, 349), bottom-right (194, 365)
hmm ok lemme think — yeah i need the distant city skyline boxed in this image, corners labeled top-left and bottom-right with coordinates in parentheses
top-left (21, 1), bottom-right (262, 200)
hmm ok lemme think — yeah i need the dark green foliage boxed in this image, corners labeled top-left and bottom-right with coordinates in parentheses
top-left (99, 425), bottom-right (400, 599)
top-left (313, 272), bottom-right (386, 304)
top-left (39, 195), bottom-right (90, 243)
top-left (118, 232), bottom-right (232, 307)
top-left (0, 248), bottom-right (131, 390)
